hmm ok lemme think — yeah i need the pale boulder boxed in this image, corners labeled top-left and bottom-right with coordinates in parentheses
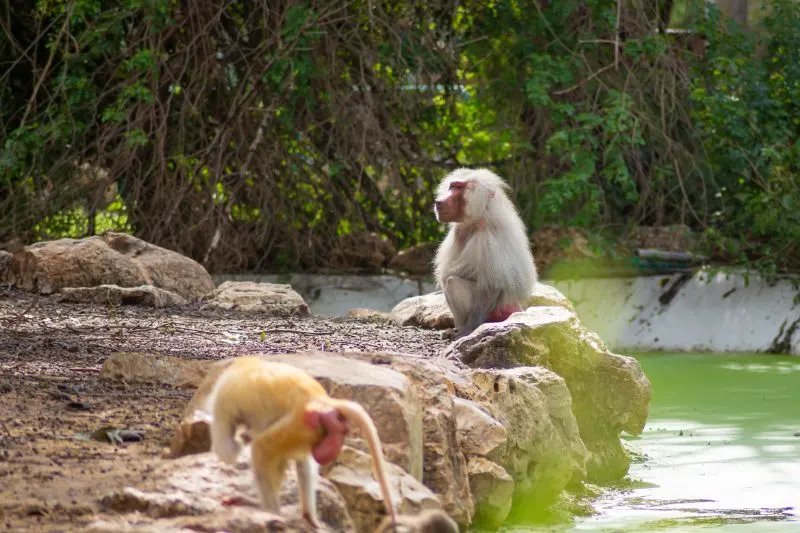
top-left (327, 447), bottom-right (443, 533)
top-left (90, 451), bottom-right (354, 533)
top-left (57, 284), bottom-right (186, 307)
top-left (446, 307), bottom-right (652, 482)
top-left (465, 457), bottom-right (514, 530)
top-left (202, 281), bottom-right (310, 316)
top-left (389, 292), bottom-right (453, 329)
top-left (5, 232), bottom-right (214, 299)
top-left (389, 281), bottom-right (575, 330)
top-left (101, 352), bottom-right (211, 389)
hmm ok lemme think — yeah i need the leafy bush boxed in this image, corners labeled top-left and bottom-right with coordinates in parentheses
top-left (1, 0), bottom-right (798, 275)
top-left (689, 0), bottom-right (800, 274)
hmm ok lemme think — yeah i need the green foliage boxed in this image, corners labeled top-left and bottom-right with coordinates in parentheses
top-left (2, 0), bottom-right (799, 275)
top-left (689, 0), bottom-right (800, 274)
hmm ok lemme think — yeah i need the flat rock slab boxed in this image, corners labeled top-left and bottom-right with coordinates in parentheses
top-left (88, 452), bottom-right (354, 533)
top-left (446, 306), bottom-right (652, 483)
top-left (4, 232), bottom-right (214, 299)
top-left (390, 282), bottom-right (575, 330)
top-left (202, 281), bottom-right (310, 316)
top-left (58, 284), bottom-right (186, 307)
top-left (101, 352), bottom-right (212, 388)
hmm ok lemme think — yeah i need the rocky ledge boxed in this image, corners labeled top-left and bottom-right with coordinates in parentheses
top-left (92, 299), bottom-right (650, 533)
top-left (1, 234), bottom-right (651, 532)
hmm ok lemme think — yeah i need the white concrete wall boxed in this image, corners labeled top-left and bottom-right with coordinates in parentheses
top-left (213, 271), bottom-right (800, 354)
top-left (551, 271), bottom-right (800, 355)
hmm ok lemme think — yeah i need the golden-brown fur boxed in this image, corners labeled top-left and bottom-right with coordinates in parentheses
top-left (206, 356), bottom-right (397, 528)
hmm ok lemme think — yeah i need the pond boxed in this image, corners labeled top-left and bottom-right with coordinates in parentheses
top-left (511, 352), bottom-right (800, 532)
top-left (578, 352), bottom-right (800, 532)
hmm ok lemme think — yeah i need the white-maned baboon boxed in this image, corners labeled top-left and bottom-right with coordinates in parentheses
top-left (434, 168), bottom-right (537, 339)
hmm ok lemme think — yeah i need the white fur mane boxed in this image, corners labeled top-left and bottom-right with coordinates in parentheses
top-left (433, 168), bottom-right (537, 304)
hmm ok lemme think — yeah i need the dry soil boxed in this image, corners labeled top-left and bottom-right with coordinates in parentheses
top-left (0, 286), bottom-right (446, 532)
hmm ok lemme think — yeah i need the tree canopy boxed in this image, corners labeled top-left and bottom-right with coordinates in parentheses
top-left (1, 0), bottom-right (798, 275)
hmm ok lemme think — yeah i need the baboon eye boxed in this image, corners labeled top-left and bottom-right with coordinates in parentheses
top-left (449, 181), bottom-right (465, 190)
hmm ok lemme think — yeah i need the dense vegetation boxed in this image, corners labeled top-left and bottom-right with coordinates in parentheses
top-left (1, 0), bottom-right (798, 275)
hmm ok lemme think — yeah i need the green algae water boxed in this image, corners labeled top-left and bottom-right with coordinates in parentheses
top-left (507, 352), bottom-right (800, 532)
top-left (576, 352), bottom-right (800, 532)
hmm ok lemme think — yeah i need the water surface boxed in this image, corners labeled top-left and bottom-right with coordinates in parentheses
top-left (512, 352), bottom-right (800, 532)
top-left (579, 352), bottom-right (800, 531)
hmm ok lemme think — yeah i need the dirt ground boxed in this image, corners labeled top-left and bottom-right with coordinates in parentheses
top-left (0, 286), bottom-right (447, 532)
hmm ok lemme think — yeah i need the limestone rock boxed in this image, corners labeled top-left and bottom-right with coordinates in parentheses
top-left (465, 457), bottom-right (514, 530)
top-left (168, 359), bottom-right (235, 458)
top-left (390, 282), bottom-right (574, 331)
top-left (388, 243), bottom-right (437, 276)
top-left (361, 354), bottom-right (474, 526)
top-left (88, 506), bottom-right (289, 532)
top-left (4, 232), bottom-right (214, 299)
top-left (171, 351), bottom-right (475, 527)
top-left (531, 226), bottom-right (595, 275)
top-left (92, 452), bottom-right (353, 533)
top-left (266, 353), bottom-right (423, 481)
top-left (327, 447), bottom-right (442, 533)
top-left (57, 284), bottom-right (186, 307)
top-left (524, 282), bottom-right (575, 311)
top-left (202, 281), bottom-right (310, 316)
top-left (166, 352), bottom-right (423, 482)
top-left (346, 308), bottom-right (394, 323)
top-left (466, 367), bottom-right (587, 522)
top-left (445, 308), bottom-right (651, 482)
top-left (444, 306), bottom-right (574, 368)
top-left (110, 355), bottom-right (232, 461)
top-left (99, 486), bottom-right (218, 517)
top-left (389, 292), bottom-right (453, 330)
top-left (101, 352), bottom-right (212, 389)
top-left (87, 518), bottom-right (196, 532)
top-left (452, 397), bottom-right (507, 456)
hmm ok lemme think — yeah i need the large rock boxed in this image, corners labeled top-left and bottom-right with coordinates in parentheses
top-left (101, 352), bottom-right (211, 389)
top-left (90, 451), bottom-right (354, 533)
top-left (364, 355), bottom-right (475, 526)
top-left (327, 447), bottom-right (443, 533)
top-left (265, 353), bottom-right (424, 481)
top-left (452, 398), bottom-right (512, 528)
top-left (330, 232), bottom-right (396, 273)
top-left (455, 368), bottom-right (587, 524)
top-left (4, 232), bottom-right (214, 299)
top-left (390, 292), bottom-right (453, 330)
top-left (464, 457), bottom-right (514, 529)
top-left (149, 351), bottom-right (475, 527)
top-left (105, 344), bottom-right (648, 529)
top-left (444, 308), bottom-right (651, 482)
top-left (390, 282), bottom-right (575, 330)
top-left (168, 359), bottom-right (235, 458)
top-left (202, 281), bottom-right (310, 316)
top-left (114, 352), bottom-right (421, 479)
top-left (57, 284), bottom-right (186, 307)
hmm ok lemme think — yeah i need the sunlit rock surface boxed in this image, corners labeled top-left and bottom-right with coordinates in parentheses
top-left (202, 281), bottom-right (310, 316)
top-left (58, 284), bottom-right (186, 307)
top-left (443, 306), bottom-right (651, 481)
top-left (102, 282), bottom-right (652, 530)
top-left (5, 232), bottom-right (214, 298)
